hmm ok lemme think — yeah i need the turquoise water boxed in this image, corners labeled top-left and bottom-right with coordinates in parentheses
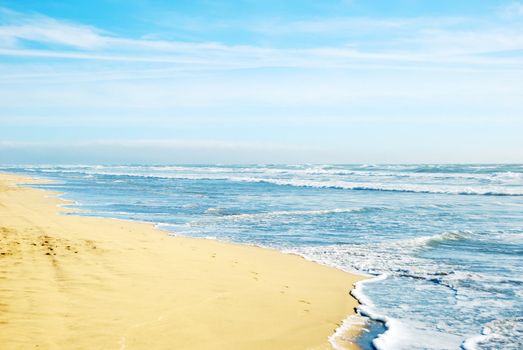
top-left (3, 164), bottom-right (522, 349)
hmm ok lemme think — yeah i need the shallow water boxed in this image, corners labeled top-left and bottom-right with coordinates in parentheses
top-left (3, 164), bottom-right (522, 349)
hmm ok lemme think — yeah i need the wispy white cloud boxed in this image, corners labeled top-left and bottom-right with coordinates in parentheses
top-left (0, 42), bottom-right (522, 69)
top-left (406, 28), bottom-right (523, 57)
top-left (0, 12), bottom-right (107, 49)
top-left (246, 16), bottom-right (471, 34)
top-left (0, 7), bottom-right (522, 70)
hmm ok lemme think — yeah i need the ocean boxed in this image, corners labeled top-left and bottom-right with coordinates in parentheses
top-left (2, 164), bottom-right (522, 350)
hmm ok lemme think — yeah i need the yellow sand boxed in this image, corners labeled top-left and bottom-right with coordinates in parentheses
top-left (0, 173), bottom-right (364, 350)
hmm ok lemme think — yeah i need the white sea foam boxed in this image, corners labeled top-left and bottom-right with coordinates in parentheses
top-left (461, 318), bottom-right (523, 350)
top-left (373, 321), bottom-right (463, 350)
top-left (349, 275), bottom-right (464, 349)
top-left (461, 317), bottom-right (523, 350)
top-left (462, 331), bottom-right (494, 350)
top-left (293, 231), bottom-right (472, 279)
top-left (350, 275), bottom-right (409, 350)
top-left (328, 314), bottom-right (368, 350)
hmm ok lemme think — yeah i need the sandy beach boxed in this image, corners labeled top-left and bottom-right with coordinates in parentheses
top-left (0, 173), bottom-right (364, 350)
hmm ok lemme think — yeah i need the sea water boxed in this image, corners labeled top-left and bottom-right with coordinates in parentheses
top-left (2, 164), bottom-right (522, 349)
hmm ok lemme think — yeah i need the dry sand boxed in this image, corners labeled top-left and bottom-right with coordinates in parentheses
top-left (0, 173), bottom-right (364, 350)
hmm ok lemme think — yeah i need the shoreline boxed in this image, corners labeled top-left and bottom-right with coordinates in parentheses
top-left (0, 172), bottom-right (366, 349)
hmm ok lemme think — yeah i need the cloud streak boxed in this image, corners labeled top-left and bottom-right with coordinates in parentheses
top-left (0, 7), bottom-right (522, 70)
top-left (0, 10), bottom-right (107, 49)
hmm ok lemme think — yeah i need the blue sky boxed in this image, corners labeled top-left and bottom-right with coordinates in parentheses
top-left (0, 0), bottom-right (522, 163)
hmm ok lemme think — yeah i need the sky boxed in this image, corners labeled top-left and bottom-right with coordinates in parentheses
top-left (0, 0), bottom-right (522, 164)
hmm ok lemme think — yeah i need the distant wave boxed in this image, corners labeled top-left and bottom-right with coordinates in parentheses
top-left (244, 178), bottom-right (523, 196)
top-left (204, 207), bottom-right (372, 219)
top-left (31, 168), bottom-right (523, 196)
top-left (405, 230), bottom-right (472, 247)
top-left (10, 164), bottom-right (523, 196)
